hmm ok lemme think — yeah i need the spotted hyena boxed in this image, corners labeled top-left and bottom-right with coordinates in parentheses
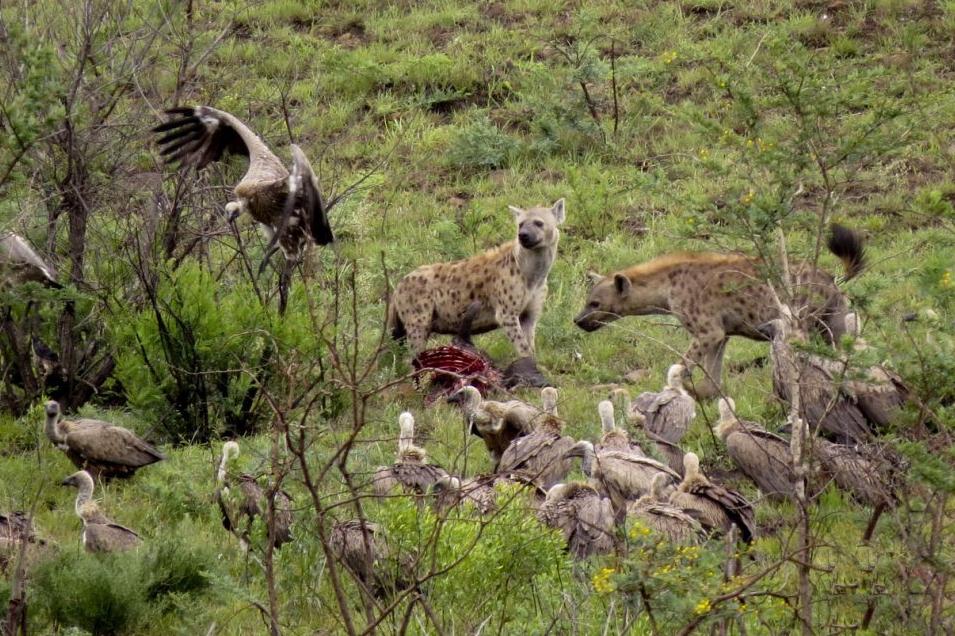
top-left (574, 225), bottom-right (864, 398)
top-left (390, 199), bottom-right (566, 363)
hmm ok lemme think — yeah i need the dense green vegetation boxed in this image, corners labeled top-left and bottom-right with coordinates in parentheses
top-left (1, 0), bottom-right (953, 633)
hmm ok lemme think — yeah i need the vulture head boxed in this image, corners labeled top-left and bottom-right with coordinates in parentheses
top-left (666, 364), bottom-right (688, 391)
top-left (449, 386), bottom-right (482, 415)
top-left (397, 412), bottom-right (427, 463)
top-left (541, 387), bottom-right (559, 416)
top-left (218, 441), bottom-right (241, 484)
top-left (564, 440), bottom-right (595, 477)
top-left (44, 400), bottom-right (61, 418)
top-left (61, 470), bottom-right (94, 490)
top-left (43, 400), bottom-right (64, 445)
top-left (597, 400), bottom-right (615, 435)
top-left (680, 452), bottom-right (707, 487)
top-left (844, 312), bottom-right (860, 337)
top-left (714, 398), bottom-right (738, 440)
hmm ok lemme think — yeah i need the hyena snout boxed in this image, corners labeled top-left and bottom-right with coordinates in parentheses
top-left (518, 227), bottom-right (543, 249)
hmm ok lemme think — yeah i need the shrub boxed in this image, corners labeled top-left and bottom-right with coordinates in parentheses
top-left (447, 117), bottom-right (519, 171)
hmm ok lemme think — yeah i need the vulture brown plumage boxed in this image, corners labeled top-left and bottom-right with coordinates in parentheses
top-left (813, 438), bottom-right (899, 509)
top-left (714, 398), bottom-right (798, 501)
top-left (43, 401), bottom-right (165, 480)
top-left (216, 441), bottom-right (294, 549)
top-left (496, 408), bottom-right (576, 489)
top-left (838, 313), bottom-right (909, 431)
top-left (61, 470), bottom-right (142, 553)
top-left (431, 475), bottom-right (498, 516)
top-left (668, 452), bottom-right (755, 543)
top-left (611, 389), bottom-right (686, 477)
top-left (762, 318), bottom-right (872, 444)
top-left (152, 106), bottom-right (334, 264)
top-left (328, 519), bottom-right (413, 599)
top-left (567, 403), bottom-right (680, 520)
top-left (452, 386), bottom-right (545, 469)
top-left (373, 412), bottom-right (449, 498)
top-left (631, 364), bottom-right (696, 444)
top-left (539, 482), bottom-right (616, 559)
top-left (0, 231), bottom-right (61, 289)
top-left (626, 474), bottom-right (705, 545)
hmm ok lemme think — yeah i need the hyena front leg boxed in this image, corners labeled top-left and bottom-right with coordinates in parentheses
top-left (499, 311), bottom-right (533, 358)
top-left (519, 289), bottom-right (546, 354)
top-left (684, 330), bottom-right (726, 399)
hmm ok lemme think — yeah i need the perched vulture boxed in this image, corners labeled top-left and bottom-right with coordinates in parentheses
top-left (631, 364), bottom-right (696, 444)
top-left (0, 231), bottom-right (60, 289)
top-left (496, 409), bottom-right (576, 489)
top-left (451, 386), bottom-right (545, 468)
top-left (61, 470), bottom-right (141, 553)
top-left (43, 401), bottom-right (165, 480)
top-left (216, 441), bottom-right (294, 549)
top-left (713, 398), bottom-right (797, 501)
top-left (328, 519), bottom-right (413, 599)
top-left (373, 412), bottom-right (449, 497)
top-left (626, 474), bottom-right (705, 545)
top-left (539, 482), bottom-right (616, 560)
top-left (761, 318), bottom-right (871, 444)
top-left (611, 389), bottom-right (685, 477)
top-left (595, 400), bottom-right (645, 455)
top-left (668, 452), bottom-right (755, 543)
top-left (813, 438), bottom-right (899, 509)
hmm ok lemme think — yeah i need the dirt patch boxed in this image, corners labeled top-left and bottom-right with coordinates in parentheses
top-left (321, 18), bottom-right (369, 48)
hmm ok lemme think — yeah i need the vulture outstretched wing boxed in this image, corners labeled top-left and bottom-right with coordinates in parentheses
top-left (290, 144), bottom-right (334, 246)
top-left (152, 106), bottom-right (287, 183)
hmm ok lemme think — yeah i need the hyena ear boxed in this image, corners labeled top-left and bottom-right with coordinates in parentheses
top-left (508, 205), bottom-right (525, 220)
top-left (551, 198), bottom-right (566, 224)
top-left (614, 274), bottom-right (632, 296)
top-left (586, 271), bottom-right (605, 287)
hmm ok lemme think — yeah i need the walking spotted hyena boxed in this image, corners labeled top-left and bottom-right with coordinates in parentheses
top-left (390, 199), bottom-right (566, 384)
top-left (574, 225), bottom-right (865, 398)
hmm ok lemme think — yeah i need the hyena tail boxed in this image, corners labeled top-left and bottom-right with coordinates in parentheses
top-left (827, 224), bottom-right (866, 281)
top-left (388, 302), bottom-right (407, 342)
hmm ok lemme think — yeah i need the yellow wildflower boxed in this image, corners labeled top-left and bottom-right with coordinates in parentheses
top-left (941, 270), bottom-right (952, 288)
top-left (694, 598), bottom-right (712, 615)
top-left (741, 189), bottom-right (755, 205)
top-left (698, 147), bottom-right (710, 160)
top-left (592, 567), bottom-right (616, 594)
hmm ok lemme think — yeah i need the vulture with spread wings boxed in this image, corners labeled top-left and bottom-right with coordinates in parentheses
top-left (152, 106), bottom-right (334, 278)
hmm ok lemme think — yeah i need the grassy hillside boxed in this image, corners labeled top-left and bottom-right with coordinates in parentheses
top-left (1, 0), bottom-right (954, 633)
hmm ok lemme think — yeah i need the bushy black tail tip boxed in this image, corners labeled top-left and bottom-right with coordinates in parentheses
top-left (827, 223), bottom-right (866, 280)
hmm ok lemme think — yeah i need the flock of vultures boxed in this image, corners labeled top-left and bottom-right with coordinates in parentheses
top-left (0, 103), bottom-right (912, 601)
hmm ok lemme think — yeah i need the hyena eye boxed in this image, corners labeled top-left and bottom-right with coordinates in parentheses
top-left (534, 220), bottom-right (544, 228)
top-left (588, 301), bottom-right (600, 308)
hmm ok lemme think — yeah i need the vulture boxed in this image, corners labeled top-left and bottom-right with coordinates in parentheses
top-left (631, 364), bottom-right (696, 444)
top-left (813, 438), bottom-right (898, 509)
top-left (431, 475), bottom-right (498, 516)
top-left (60, 470), bottom-right (141, 553)
top-left (567, 403), bottom-right (681, 519)
top-left (761, 318), bottom-right (871, 444)
top-left (541, 386), bottom-right (559, 416)
top-left (43, 400), bottom-right (165, 480)
top-left (713, 398), bottom-right (797, 501)
top-left (328, 519), bottom-right (413, 599)
top-left (0, 231), bottom-right (61, 288)
top-left (838, 313), bottom-right (909, 431)
top-left (539, 482), bottom-right (616, 560)
top-left (626, 474), bottom-right (705, 545)
top-left (496, 409), bottom-right (576, 489)
top-left (611, 389), bottom-right (685, 477)
top-left (373, 412), bottom-right (449, 497)
top-left (216, 441), bottom-right (294, 549)
top-left (152, 106), bottom-right (334, 308)
top-left (451, 386), bottom-right (543, 468)
top-left (668, 452), bottom-right (755, 543)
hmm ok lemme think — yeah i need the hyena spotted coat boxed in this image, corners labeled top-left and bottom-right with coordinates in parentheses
top-left (574, 225), bottom-right (865, 398)
top-left (390, 199), bottom-right (566, 359)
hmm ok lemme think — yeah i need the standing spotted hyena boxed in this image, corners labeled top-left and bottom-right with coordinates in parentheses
top-left (390, 199), bottom-right (565, 375)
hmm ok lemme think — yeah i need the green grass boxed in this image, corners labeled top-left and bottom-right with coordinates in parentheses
top-left (1, 0), bottom-right (954, 632)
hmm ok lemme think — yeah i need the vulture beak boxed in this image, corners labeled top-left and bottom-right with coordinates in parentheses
top-left (60, 476), bottom-right (74, 487)
top-left (446, 389), bottom-right (465, 405)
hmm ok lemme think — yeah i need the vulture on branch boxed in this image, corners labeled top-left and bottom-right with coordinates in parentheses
top-left (61, 470), bottom-right (141, 553)
top-left (714, 398), bottom-right (797, 501)
top-left (626, 473), bottom-right (705, 545)
top-left (0, 232), bottom-right (61, 289)
top-left (761, 318), bottom-right (871, 444)
top-left (328, 519), bottom-right (413, 599)
top-left (215, 441), bottom-right (294, 549)
top-left (668, 452), bottom-right (755, 543)
top-left (496, 407), bottom-right (576, 490)
top-left (373, 412), bottom-right (449, 498)
top-left (539, 482), bottom-right (616, 559)
top-left (631, 364), bottom-right (696, 444)
top-left (43, 400), bottom-right (165, 480)
top-left (611, 388), bottom-right (685, 477)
